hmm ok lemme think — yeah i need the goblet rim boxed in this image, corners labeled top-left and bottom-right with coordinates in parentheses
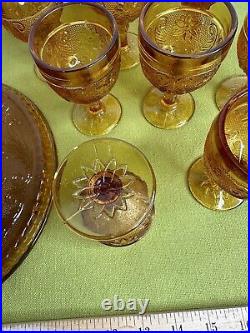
top-left (218, 88), bottom-right (248, 175)
top-left (243, 15), bottom-right (248, 41)
top-left (2, 2), bottom-right (53, 22)
top-left (28, 2), bottom-right (119, 73)
top-left (52, 137), bottom-right (156, 242)
top-left (139, 2), bottom-right (238, 59)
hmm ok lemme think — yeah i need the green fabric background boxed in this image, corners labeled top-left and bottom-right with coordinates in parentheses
top-left (2, 2), bottom-right (248, 324)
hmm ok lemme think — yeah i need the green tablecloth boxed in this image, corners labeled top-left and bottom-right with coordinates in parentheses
top-left (2, 2), bottom-right (248, 324)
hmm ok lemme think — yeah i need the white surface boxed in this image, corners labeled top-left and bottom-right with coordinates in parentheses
top-left (2, 306), bottom-right (248, 331)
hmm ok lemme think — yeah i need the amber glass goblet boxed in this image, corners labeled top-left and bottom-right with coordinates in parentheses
top-left (139, 2), bottom-right (238, 129)
top-left (216, 16), bottom-right (248, 110)
top-left (100, 2), bottom-right (146, 70)
top-left (29, 3), bottom-right (122, 136)
top-left (53, 138), bottom-right (156, 247)
top-left (188, 89), bottom-right (248, 211)
top-left (2, 2), bottom-right (57, 82)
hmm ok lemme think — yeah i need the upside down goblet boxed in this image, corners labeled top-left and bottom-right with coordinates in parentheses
top-left (100, 2), bottom-right (146, 70)
top-left (139, 2), bottom-right (238, 129)
top-left (29, 2), bottom-right (122, 136)
top-left (53, 138), bottom-right (156, 247)
top-left (215, 16), bottom-right (248, 110)
top-left (188, 89), bottom-right (248, 211)
top-left (2, 2), bottom-right (57, 82)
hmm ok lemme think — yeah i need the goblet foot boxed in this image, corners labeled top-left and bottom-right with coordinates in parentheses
top-left (33, 64), bottom-right (46, 82)
top-left (215, 75), bottom-right (247, 111)
top-left (143, 87), bottom-right (195, 129)
top-left (101, 207), bottom-right (155, 247)
top-left (72, 94), bottom-right (122, 136)
top-left (121, 32), bottom-right (140, 70)
top-left (188, 157), bottom-right (243, 211)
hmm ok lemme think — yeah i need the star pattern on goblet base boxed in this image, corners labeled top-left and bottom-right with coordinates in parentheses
top-left (68, 158), bottom-right (135, 221)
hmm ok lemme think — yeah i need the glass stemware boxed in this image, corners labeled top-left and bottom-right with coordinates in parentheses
top-left (29, 3), bottom-right (122, 136)
top-left (188, 89), bottom-right (248, 211)
top-left (215, 16), bottom-right (248, 110)
top-left (138, 2), bottom-right (238, 129)
top-left (2, 2), bottom-right (57, 82)
top-left (100, 2), bottom-right (146, 70)
top-left (53, 138), bottom-right (156, 247)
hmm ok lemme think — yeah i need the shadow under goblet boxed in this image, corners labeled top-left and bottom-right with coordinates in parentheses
top-left (29, 2), bottom-right (122, 136)
top-left (139, 2), bottom-right (238, 129)
top-left (188, 89), bottom-right (248, 211)
top-left (53, 138), bottom-right (156, 247)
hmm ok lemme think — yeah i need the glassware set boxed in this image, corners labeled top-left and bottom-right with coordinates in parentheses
top-left (2, 2), bottom-right (248, 247)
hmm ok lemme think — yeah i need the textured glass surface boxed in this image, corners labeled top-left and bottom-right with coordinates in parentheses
top-left (2, 85), bottom-right (57, 281)
top-left (53, 138), bottom-right (156, 246)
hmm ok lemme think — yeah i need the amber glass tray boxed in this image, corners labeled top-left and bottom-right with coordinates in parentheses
top-left (2, 84), bottom-right (57, 281)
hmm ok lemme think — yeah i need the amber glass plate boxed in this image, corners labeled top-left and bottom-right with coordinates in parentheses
top-left (2, 84), bottom-right (57, 281)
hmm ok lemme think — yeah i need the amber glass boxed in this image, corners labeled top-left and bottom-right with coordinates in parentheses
top-left (2, 84), bottom-right (57, 281)
top-left (100, 2), bottom-right (146, 70)
top-left (2, 2), bottom-right (57, 82)
top-left (53, 138), bottom-right (156, 247)
top-left (29, 3), bottom-right (122, 136)
top-left (139, 2), bottom-right (238, 129)
top-left (2, 2), bottom-right (55, 42)
top-left (216, 16), bottom-right (248, 110)
top-left (188, 89), bottom-right (248, 211)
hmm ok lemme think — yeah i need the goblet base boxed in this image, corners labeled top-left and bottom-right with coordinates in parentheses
top-left (34, 64), bottom-right (46, 82)
top-left (121, 32), bottom-right (140, 70)
top-left (188, 157), bottom-right (243, 211)
top-left (72, 94), bottom-right (122, 136)
top-left (101, 207), bottom-right (155, 247)
top-left (143, 87), bottom-right (195, 129)
top-left (215, 75), bottom-right (247, 111)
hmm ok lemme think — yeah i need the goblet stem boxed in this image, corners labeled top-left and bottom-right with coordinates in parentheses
top-left (72, 95), bottom-right (122, 136)
top-left (161, 93), bottom-right (177, 108)
top-left (118, 22), bottom-right (129, 48)
top-left (88, 100), bottom-right (104, 114)
top-left (143, 88), bottom-right (195, 129)
top-left (118, 22), bottom-right (139, 70)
